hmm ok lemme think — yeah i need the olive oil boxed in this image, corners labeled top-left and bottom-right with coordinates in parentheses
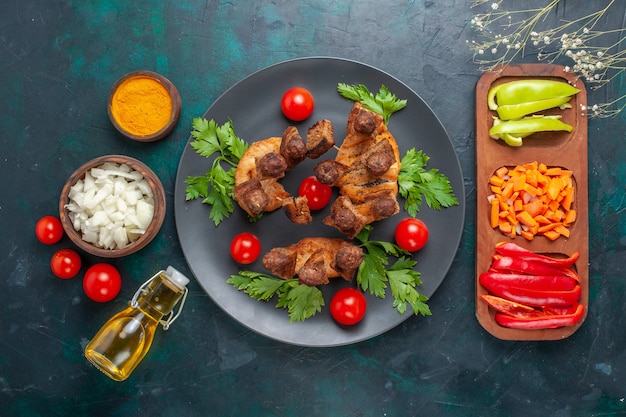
top-left (84, 266), bottom-right (188, 381)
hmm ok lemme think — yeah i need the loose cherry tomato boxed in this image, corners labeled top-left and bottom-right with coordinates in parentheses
top-left (395, 218), bottom-right (429, 252)
top-left (50, 248), bottom-right (82, 279)
top-left (330, 288), bottom-right (367, 325)
top-left (230, 232), bottom-right (261, 265)
top-left (281, 87), bottom-right (314, 121)
top-left (298, 176), bottom-right (332, 210)
top-left (36, 215), bottom-right (64, 245)
top-left (83, 263), bottom-right (122, 302)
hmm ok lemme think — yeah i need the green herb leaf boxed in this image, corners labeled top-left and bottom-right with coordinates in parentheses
top-left (398, 148), bottom-right (459, 217)
top-left (227, 271), bottom-right (324, 322)
top-left (387, 257), bottom-right (431, 316)
top-left (281, 283), bottom-right (325, 322)
top-left (184, 118), bottom-right (249, 226)
top-left (355, 226), bottom-right (430, 316)
top-left (337, 83), bottom-right (407, 125)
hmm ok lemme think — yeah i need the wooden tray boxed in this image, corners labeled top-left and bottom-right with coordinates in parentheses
top-left (475, 64), bottom-right (589, 340)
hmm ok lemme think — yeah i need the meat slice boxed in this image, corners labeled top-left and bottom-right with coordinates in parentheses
top-left (313, 159), bottom-right (349, 186)
top-left (323, 192), bottom-right (400, 239)
top-left (282, 196), bottom-right (313, 225)
top-left (234, 119), bottom-right (336, 220)
top-left (262, 247), bottom-right (297, 279)
top-left (235, 137), bottom-right (282, 184)
top-left (258, 152), bottom-right (288, 178)
top-left (280, 126), bottom-right (307, 169)
top-left (262, 237), bottom-right (364, 286)
top-left (323, 196), bottom-right (367, 239)
top-left (232, 178), bottom-right (270, 216)
top-left (298, 249), bottom-right (328, 286)
top-left (365, 140), bottom-right (395, 176)
top-left (306, 119), bottom-right (335, 159)
top-left (318, 102), bottom-right (402, 236)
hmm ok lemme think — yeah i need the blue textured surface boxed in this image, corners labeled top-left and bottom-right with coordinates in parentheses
top-left (1, 1), bottom-right (625, 416)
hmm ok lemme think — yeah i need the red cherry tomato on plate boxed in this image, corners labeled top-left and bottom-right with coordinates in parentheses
top-left (330, 288), bottom-right (367, 325)
top-left (298, 176), bottom-right (332, 210)
top-left (83, 263), bottom-right (122, 302)
top-left (395, 218), bottom-right (429, 252)
top-left (281, 87), bottom-right (314, 121)
top-left (230, 232), bottom-right (262, 265)
top-left (36, 215), bottom-right (64, 245)
top-left (50, 248), bottom-right (82, 279)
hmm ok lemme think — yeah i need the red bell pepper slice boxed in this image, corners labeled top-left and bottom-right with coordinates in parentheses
top-left (480, 295), bottom-right (544, 318)
top-left (480, 273), bottom-right (581, 307)
top-left (494, 241), bottom-right (579, 267)
top-left (544, 305), bottom-right (579, 315)
top-left (480, 272), bottom-right (577, 291)
top-left (491, 255), bottom-right (580, 282)
top-left (494, 304), bottom-right (585, 329)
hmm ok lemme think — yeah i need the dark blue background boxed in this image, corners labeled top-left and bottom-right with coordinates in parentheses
top-left (1, 1), bottom-right (625, 416)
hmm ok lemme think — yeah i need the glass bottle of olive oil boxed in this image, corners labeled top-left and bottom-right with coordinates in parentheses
top-left (84, 266), bottom-right (189, 381)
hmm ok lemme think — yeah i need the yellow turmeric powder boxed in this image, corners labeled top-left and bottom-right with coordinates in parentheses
top-left (110, 75), bottom-right (173, 136)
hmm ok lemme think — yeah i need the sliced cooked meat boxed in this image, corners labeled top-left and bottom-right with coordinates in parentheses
top-left (263, 237), bottom-right (363, 285)
top-left (282, 196), bottom-right (313, 225)
top-left (323, 192), bottom-right (399, 238)
top-left (366, 140), bottom-right (395, 176)
top-left (313, 159), bottom-right (349, 186)
top-left (232, 178), bottom-right (270, 216)
top-left (323, 196), bottom-right (367, 239)
top-left (306, 119), bottom-right (335, 159)
top-left (353, 111), bottom-right (377, 135)
top-left (260, 180), bottom-right (290, 212)
top-left (280, 126), bottom-right (307, 169)
top-left (297, 250), bottom-right (328, 286)
top-left (235, 137), bottom-right (282, 185)
top-left (371, 196), bottom-right (399, 218)
top-left (334, 208), bottom-right (358, 232)
top-left (320, 102), bottom-right (401, 237)
top-left (258, 152), bottom-right (288, 178)
top-left (334, 243), bottom-right (364, 271)
top-left (262, 247), bottom-right (297, 279)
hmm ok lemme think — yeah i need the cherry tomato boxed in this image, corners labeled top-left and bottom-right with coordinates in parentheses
top-left (50, 249), bottom-right (82, 279)
top-left (281, 87), bottom-right (314, 121)
top-left (395, 218), bottom-right (429, 252)
top-left (230, 232), bottom-right (262, 265)
top-left (36, 215), bottom-right (64, 245)
top-left (330, 288), bottom-right (367, 325)
top-left (83, 263), bottom-right (122, 302)
top-left (298, 176), bottom-right (332, 210)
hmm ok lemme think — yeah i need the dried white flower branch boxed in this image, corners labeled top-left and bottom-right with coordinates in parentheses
top-left (468, 0), bottom-right (626, 117)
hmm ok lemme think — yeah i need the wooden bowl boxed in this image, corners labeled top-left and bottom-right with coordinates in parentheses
top-left (107, 70), bottom-right (182, 142)
top-left (59, 155), bottom-right (166, 258)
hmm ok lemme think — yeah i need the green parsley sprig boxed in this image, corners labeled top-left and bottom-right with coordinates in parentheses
top-left (355, 226), bottom-right (431, 316)
top-left (227, 271), bottom-right (324, 322)
top-left (184, 118), bottom-right (248, 226)
top-left (337, 83), bottom-right (407, 125)
top-left (398, 148), bottom-right (459, 217)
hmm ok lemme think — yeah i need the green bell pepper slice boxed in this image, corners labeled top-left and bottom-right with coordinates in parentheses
top-left (489, 116), bottom-right (573, 139)
top-left (488, 79), bottom-right (580, 110)
top-left (496, 96), bottom-right (573, 120)
top-left (494, 79), bottom-right (580, 107)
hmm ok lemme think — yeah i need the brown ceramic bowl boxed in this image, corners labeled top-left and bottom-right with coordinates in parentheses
top-left (59, 155), bottom-right (166, 258)
top-left (107, 70), bottom-right (182, 142)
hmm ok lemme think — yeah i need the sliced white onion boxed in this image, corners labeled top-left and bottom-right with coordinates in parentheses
top-left (65, 162), bottom-right (155, 250)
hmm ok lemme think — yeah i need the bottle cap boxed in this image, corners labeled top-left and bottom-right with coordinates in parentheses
top-left (165, 266), bottom-right (190, 289)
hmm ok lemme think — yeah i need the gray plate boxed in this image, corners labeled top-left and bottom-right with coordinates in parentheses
top-left (174, 57), bottom-right (465, 347)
